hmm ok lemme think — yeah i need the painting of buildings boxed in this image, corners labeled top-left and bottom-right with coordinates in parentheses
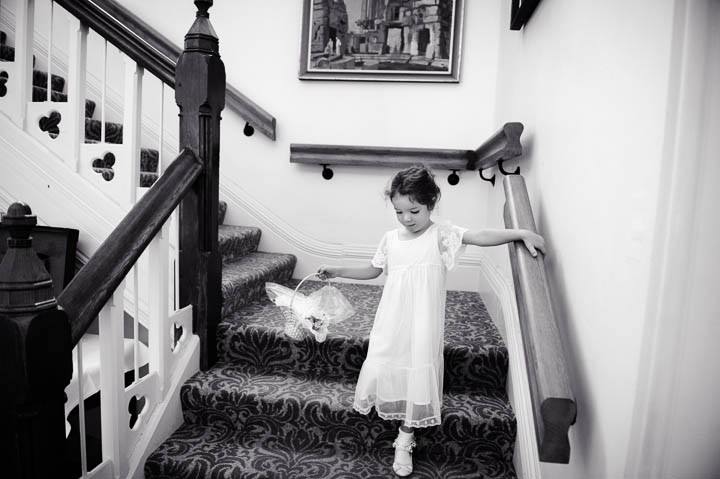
top-left (302, 0), bottom-right (463, 80)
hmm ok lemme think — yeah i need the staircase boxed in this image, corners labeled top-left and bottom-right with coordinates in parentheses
top-left (144, 213), bottom-right (518, 478)
top-left (2, 16), bottom-right (518, 479)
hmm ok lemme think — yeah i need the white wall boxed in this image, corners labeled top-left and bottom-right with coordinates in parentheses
top-left (490, 0), bottom-right (679, 478)
top-left (115, 0), bottom-right (506, 287)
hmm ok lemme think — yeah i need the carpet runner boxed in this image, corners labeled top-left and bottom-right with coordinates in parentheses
top-left (144, 216), bottom-right (518, 478)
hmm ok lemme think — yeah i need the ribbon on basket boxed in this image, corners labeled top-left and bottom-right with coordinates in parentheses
top-left (265, 273), bottom-right (355, 342)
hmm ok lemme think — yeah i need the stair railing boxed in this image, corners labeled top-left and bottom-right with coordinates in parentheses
top-left (503, 174), bottom-right (577, 463)
top-left (1, 0), bottom-right (225, 477)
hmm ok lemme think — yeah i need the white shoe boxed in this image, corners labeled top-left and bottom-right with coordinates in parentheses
top-left (392, 430), bottom-right (416, 477)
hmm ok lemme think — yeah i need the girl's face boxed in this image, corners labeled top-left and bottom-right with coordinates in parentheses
top-left (391, 194), bottom-right (432, 234)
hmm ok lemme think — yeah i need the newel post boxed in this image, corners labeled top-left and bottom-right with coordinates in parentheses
top-left (0, 203), bottom-right (73, 478)
top-left (176, 0), bottom-right (226, 370)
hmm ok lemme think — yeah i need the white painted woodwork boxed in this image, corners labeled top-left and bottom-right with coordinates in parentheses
top-left (149, 223), bottom-right (171, 395)
top-left (76, 340), bottom-right (89, 478)
top-left (99, 282), bottom-right (128, 478)
top-left (123, 58), bottom-right (143, 205)
top-left (11, 0), bottom-right (34, 127)
top-left (67, 18), bottom-right (88, 171)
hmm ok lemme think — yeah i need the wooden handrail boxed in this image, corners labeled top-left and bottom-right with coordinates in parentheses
top-left (469, 122), bottom-right (524, 170)
top-left (290, 122), bottom-right (523, 172)
top-left (503, 174), bottom-right (576, 463)
top-left (57, 148), bottom-right (202, 345)
top-left (54, 0), bottom-right (277, 140)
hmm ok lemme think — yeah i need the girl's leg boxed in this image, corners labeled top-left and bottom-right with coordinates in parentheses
top-left (393, 423), bottom-right (416, 477)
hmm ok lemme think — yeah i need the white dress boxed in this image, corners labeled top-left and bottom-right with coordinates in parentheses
top-left (353, 222), bottom-right (467, 428)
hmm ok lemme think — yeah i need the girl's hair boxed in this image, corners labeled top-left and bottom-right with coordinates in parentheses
top-left (385, 164), bottom-right (441, 210)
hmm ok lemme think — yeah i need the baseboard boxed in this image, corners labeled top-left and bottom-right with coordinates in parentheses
top-left (480, 258), bottom-right (542, 479)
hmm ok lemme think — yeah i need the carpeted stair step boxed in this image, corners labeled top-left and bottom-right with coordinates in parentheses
top-left (85, 117), bottom-right (123, 143)
top-left (179, 362), bottom-right (516, 464)
top-left (221, 252), bottom-right (296, 318)
top-left (0, 44), bottom-right (13, 62)
top-left (144, 422), bottom-right (514, 479)
top-left (140, 171), bottom-right (157, 188)
top-left (32, 69), bottom-right (65, 93)
top-left (219, 225), bottom-right (261, 263)
top-left (218, 200), bottom-right (227, 225)
top-left (218, 282), bottom-right (509, 392)
top-left (31, 85), bottom-right (97, 118)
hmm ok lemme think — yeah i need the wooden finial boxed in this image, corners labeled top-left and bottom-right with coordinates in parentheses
top-left (0, 203), bottom-right (56, 315)
top-left (195, 0), bottom-right (213, 18)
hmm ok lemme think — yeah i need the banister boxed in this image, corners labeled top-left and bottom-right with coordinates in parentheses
top-left (289, 122), bottom-right (523, 173)
top-left (503, 174), bottom-right (576, 463)
top-left (54, 0), bottom-right (277, 140)
top-left (469, 122), bottom-right (524, 170)
top-left (57, 148), bottom-right (202, 345)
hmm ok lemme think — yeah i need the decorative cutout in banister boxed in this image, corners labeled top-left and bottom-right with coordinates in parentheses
top-left (503, 174), bottom-right (577, 464)
top-left (289, 122), bottom-right (524, 185)
top-left (54, 0), bottom-right (277, 140)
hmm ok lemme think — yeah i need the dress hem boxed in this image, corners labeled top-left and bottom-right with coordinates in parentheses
top-left (352, 402), bottom-right (441, 428)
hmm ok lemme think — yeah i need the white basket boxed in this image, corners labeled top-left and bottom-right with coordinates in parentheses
top-left (279, 273), bottom-right (328, 340)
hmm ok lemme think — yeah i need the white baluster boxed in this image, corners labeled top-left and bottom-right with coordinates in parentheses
top-left (67, 19), bottom-right (88, 171)
top-left (158, 82), bottom-right (164, 175)
top-left (123, 59), bottom-right (143, 205)
top-left (99, 282), bottom-right (128, 478)
top-left (100, 40), bottom-right (107, 144)
top-left (46, 0), bottom-right (53, 100)
top-left (76, 341), bottom-right (89, 478)
top-left (11, 0), bottom-right (34, 128)
top-left (132, 264), bottom-right (140, 383)
top-left (149, 223), bottom-right (170, 395)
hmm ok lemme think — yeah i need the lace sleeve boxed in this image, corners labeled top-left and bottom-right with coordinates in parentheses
top-left (371, 232), bottom-right (389, 269)
top-left (438, 224), bottom-right (468, 271)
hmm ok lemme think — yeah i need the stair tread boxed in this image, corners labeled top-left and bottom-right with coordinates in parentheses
top-left (218, 280), bottom-right (508, 391)
top-left (221, 251), bottom-right (296, 318)
top-left (145, 422), bottom-right (516, 479)
top-left (222, 252), bottom-right (296, 284)
top-left (219, 224), bottom-right (261, 263)
top-left (185, 362), bottom-right (513, 426)
top-left (224, 280), bottom-right (505, 351)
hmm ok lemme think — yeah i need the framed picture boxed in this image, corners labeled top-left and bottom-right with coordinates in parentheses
top-left (299, 0), bottom-right (465, 82)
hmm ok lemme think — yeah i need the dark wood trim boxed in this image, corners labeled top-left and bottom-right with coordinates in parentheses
top-left (510, 0), bottom-right (542, 30)
top-left (290, 144), bottom-right (474, 170)
top-left (290, 122), bottom-right (523, 172)
top-left (54, 0), bottom-right (277, 140)
top-left (57, 149), bottom-right (202, 345)
top-left (503, 174), bottom-right (576, 463)
top-left (175, 4), bottom-right (225, 371)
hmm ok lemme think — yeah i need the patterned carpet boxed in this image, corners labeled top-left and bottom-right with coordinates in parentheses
top-left (145, 225), bottom-right (517, 478)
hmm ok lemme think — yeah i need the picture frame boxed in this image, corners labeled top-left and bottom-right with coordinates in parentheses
top-left (299, 0), bottom-right (465, 83)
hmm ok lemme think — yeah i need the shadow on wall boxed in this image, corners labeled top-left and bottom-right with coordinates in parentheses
top-left (536, 201), bottom-right (606, 478)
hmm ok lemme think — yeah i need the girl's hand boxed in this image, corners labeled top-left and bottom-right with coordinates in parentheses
top-left (317, 265), bottom-right (339, 280)
top-left (522, 231), bottom-right (546, 257)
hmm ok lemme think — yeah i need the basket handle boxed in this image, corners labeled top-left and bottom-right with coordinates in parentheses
top-left (289, 272), bottom-right (328, 313)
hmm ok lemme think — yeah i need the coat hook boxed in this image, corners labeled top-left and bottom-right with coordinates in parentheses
top-left (498, 159), bottom-right (520, 175)
top-left (479, 168), bottom-right (496, 186)
top-left (447, 170), bottom-right (460, 186)
top-left (321, 164), bottom-right (334, 180)
top-left (243, 122), bottom-right (255, 137)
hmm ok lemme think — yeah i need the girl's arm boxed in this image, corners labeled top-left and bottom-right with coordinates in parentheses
top-left (462, 229), bottom-right (546, 257)
top-left (317, 263), bottom-right (383, 281)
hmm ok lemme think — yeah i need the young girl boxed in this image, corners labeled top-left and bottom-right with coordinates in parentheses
top-left (317, 164), bottom-right (545, 477)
